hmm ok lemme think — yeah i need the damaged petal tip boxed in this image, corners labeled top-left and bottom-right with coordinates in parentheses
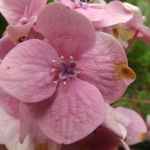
top-left (139, 132), bottom-right (147, 141)
top-left (115, 62), bottom-right (136, 80)
top-left (34, 143), bottom-right (47, 150)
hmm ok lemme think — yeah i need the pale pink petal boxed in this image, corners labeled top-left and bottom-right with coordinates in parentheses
top-left (19, 102), bottom-right (38, 143)
top-left (0, 39), bottom-right (59, 102)
top-left (93, 1), bottom-right (133, 28)
top-left (60, 0), bottom-right (76, 8)
top-left (0, 0), bottom-right (30, 24)
top-left (28, 0), bottom-right (47, 17)
top-left (101, 104), bottom-right (127, 139)
top-left (137, 25), bottom-right (150, 46)
top-left (6, 22), bottom-right (34, 44)
top-left (37, 78), bottom-right (105, 144)
top-left (75, 8), bottom-right (105, 21)
top-left (37, 2), bottom-right (96, 59)
top-left (77, 32), bottom-right (136, 104)
top-left (0, 36), bottom-right (15, 60)
top-left (123, 2), bottom-right (143, 29)
top-left (0, 88), bottom-right (19, 115)
top-left (119, 139), bottom-right (130, 150)
top-left (0, 106), bottom-right (18, 144)
top-left (116, 107), bottom-right (147, 145)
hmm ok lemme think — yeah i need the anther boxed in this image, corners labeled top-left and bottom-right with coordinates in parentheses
top-left (60, 56), bottom-right (64, 60)
top-left (63, 81), bottom-right (67, 85)
top-left (51, 69), bottom-right (55, 72)
top-left (81, 68), bottom-right (84, 71)
top-left (53, 81), bottom-right (57, 84)
top-left (70, 56), bottom-right (73, 59)
top-left (77, 71), bottom-right (80, 74)
top-left (52, 60), bottom-right (55, 63)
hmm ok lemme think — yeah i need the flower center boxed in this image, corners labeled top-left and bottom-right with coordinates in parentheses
top-left (52, 56), bottom-right (83, 84)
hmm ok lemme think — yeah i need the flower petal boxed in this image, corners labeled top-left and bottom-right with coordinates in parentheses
top-left (37, 78), bottom-right (105, 144)
top-left (77, 32), bottom-right (136, 104)
top-left (37, 2), bottom-right (96, 59)
top-left (0, 88), bottom-right (19, 115)
top-left (93, 1), bottom-right (133, 28)
top-left (116, 107), bottom-right (147, 145)
top-left (0, 39), bottom-right (59, 102)
top-left (0, 35), bottom-right (15, 60)
top-left (19, 102), bottom-right (38, 143)
top-left (101, 104), bottom-right (127, 139)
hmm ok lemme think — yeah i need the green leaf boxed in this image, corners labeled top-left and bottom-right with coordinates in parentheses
top-left (125, 61), bottom-right (150, 94)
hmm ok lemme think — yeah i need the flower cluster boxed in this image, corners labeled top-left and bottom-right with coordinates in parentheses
top-left (0, 0), bottom-right (150, 150)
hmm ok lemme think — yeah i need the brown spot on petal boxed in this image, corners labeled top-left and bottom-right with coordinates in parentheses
top-left (112, 28), bottom-right (119, 38)
top-left (139, 133), bottom-right (147, 141)
top-left (6, 66), bottom-right (10, 70)
top-left (18, 36), bottom-right (26, 43)
top-left (66, 6), bottom-right (70, 9)
top-left (115, 62), bottom-right (136, 79)
top-left (35, 143), bottom-right (47, 150)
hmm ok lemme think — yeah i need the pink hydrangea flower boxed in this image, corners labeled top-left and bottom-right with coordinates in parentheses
top-left (116, 107), bottom-right (147, 145)
top-left (0, 106), bottom-right (61, 150)
top-left (0, 2), bottom-right (135, 144)
top-left (0, 0), bottom-right (47, 44)
top-left (122, 2), bottom-right (150, 46)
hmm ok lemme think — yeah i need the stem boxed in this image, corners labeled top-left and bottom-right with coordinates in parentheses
top-left (125, 30), bottom-right (139, 53)
top-left (121, 99), bottom-right (150, 105)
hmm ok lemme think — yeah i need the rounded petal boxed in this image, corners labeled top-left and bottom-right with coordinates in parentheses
top-left (6, 22), bottom-right (34, 45)
top-left (0, 35), bottom-right (15, 60)
top-left (77, 32), bottom-right (136, 104)
top-left (0, 88), bottom-right (19, 115)
top-left (19, 102), bottom-right (38, 143)
top-left (37, 78), bottom-right (105, 144)
top-left (93, 1), bottom-right (133, 28)
top-left (101, 104), bottom-right (127, 139)
top-left (37, 2), bottom-right (96, 59)
top-left (0, 39), bottom-right (59, 103)
top-left (116, 107), bottom-right (147, 145)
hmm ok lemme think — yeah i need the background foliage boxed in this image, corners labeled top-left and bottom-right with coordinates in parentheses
top-left (0, 0), bottom-right (150, 149)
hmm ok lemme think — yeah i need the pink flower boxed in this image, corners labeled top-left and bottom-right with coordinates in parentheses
top-left (0, 2), bottom-right (135, 144)
top-left (0, 106), bottom-right (61, 150)
top-left (122, 2), bottom-right (150, 46)
top-left (0, 0), bottom-right (47, 44)
top-left (116, 107), bottom-right (147, 145)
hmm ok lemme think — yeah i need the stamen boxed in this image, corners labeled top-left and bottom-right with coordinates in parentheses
top-left (51, 69), bottom-right (55, 72)
top-left (60, 56), bottom-right (64, 60)
top-left (63, 81), bottom-right (67, 85)
top-left (77, 71), bottom-right (80, 74)
top-left (53, 81), bottom-right (57, 84)
top-left (70, 56), bottom-right (73, 59)
top-left (52, 60), bottom-right (55, 63)
top-left (81, 68), bottom-right (84, 71)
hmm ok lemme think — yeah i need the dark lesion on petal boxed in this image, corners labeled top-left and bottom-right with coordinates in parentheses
top-left (18, 36), bottom-right (26, 43)
top-left (35, 143), bottom-right (47, 150)
top-left (115, 62), bottom-right (136, 80)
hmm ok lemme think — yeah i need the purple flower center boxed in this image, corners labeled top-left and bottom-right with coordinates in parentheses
top-left (52, 56), bottom-right (83, 84)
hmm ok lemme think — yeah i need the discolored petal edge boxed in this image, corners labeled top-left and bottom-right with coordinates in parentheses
top-left (37, 78), bottom-right (105, 144)
top-left (77, 32), bottom-right (135, 104)
top-left (37, 2), bottom-right (96, 59)
top-left (0, 39), bottom-right (59, 103)
top-left (116, 107), bottom-right (147, 145)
